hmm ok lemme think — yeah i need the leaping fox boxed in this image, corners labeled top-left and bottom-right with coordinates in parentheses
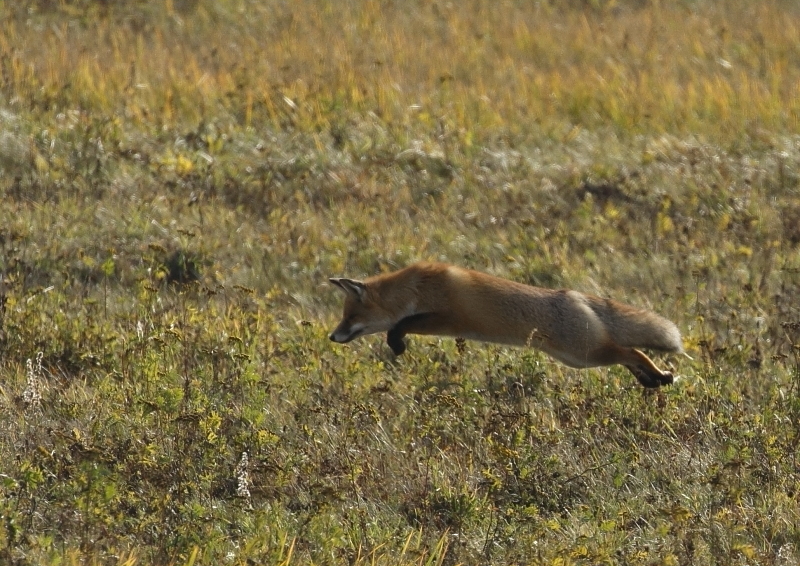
top-left (329, 262), bottom-right (683, 388)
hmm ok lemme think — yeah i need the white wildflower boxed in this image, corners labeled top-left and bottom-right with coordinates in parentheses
top-left (235, 451), bottom-right (251, 498)
top-left (23, 351), bottom-right (44, 410)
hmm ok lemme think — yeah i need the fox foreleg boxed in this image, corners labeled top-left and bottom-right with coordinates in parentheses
top-left (386, 312), bottom-right (450, 355)
top-left (386, 326), bottom-right (409, 355)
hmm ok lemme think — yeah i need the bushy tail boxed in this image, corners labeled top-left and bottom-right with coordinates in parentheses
top-left (588, 297), bottom-right (683, 353)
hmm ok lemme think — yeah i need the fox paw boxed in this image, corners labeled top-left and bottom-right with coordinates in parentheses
top-left (627, 365), bottom-right (673, 388)
top-left (386, 331), bottom-right (407, 355)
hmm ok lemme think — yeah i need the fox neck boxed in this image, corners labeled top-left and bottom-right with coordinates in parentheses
top-left (369, 277), bottom-right (420, 322)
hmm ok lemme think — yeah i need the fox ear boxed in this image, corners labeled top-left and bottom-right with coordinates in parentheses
top-left (329, 278), bottom-right (367, 301)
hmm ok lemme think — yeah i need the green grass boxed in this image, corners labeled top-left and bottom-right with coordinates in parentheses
top-left (2, 0), bottom-right (800, 564)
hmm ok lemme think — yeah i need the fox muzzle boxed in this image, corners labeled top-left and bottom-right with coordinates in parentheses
top-left (329, 323), bottom-right (366, 344)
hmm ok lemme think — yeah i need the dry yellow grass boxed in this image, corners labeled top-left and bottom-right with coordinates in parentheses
top-left (3, 1), bottom-right (799, 140)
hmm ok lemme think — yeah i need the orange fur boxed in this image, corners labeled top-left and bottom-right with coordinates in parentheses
top-left (330, 262), bottom-right (683, 387)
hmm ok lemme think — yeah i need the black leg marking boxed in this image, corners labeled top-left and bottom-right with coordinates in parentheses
top-left (386, 327), bottom-right (407, 355)
top-left (626, 364), bottom-right (673, 388)
top-left (386, 313), bottom-right (437, 356)
top-left (659, 371), bottom-right (675, 386)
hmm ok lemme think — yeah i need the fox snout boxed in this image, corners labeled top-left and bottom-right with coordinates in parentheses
top-left (329, 330), bottom-right (349, 343)
top-left (329, 322), bottom-right (366, 344)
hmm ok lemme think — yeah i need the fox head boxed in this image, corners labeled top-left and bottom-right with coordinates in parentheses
top-left (329, 277), bottom-right (395, 344)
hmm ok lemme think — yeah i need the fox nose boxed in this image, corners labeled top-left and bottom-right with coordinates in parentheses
top-left (328, 333), bottom-right (335, 341)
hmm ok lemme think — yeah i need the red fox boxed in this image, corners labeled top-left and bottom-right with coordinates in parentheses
top-left (329, 262), bottom-right (684, 388)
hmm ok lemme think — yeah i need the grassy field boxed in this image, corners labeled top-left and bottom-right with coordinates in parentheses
top-left (2, 0), bottom-right (800, 564)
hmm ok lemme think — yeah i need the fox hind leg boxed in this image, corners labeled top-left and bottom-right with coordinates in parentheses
top-left (623, 349), bottom-right (674, 388)
top-left (579, 344), bottom-right (674, 388)
top-left (624, 364), bottom-right (674, 388)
